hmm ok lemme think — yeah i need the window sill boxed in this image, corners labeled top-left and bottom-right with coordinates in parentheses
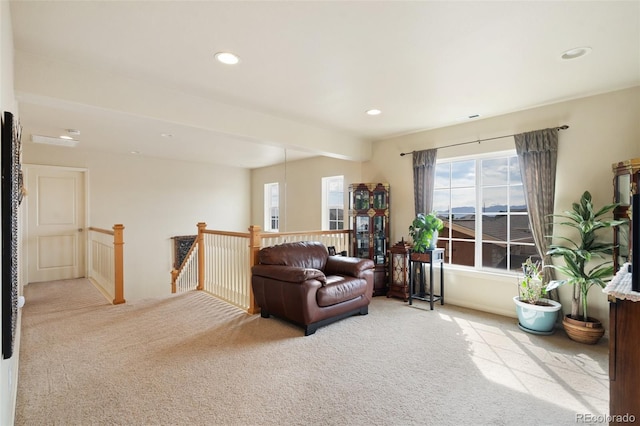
top-left (444, 264), bottom-right (518, 281)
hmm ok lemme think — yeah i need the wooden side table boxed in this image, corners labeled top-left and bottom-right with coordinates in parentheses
top-left (408, 248), bottom-right (444, 310)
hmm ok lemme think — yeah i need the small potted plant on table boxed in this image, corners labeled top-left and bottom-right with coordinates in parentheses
top-left (408, 212), bottom-right (445, 306)
top-left (408, 212), bottom-right (444, 260)
top-left (513, 257), bottom-right (562, 335)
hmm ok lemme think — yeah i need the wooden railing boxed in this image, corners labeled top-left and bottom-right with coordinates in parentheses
top-left (88, 224), bottom-right (125, 304)
top-left (171, 223), bottom-right (350, 313)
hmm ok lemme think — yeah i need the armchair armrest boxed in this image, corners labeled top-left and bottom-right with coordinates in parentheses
top-left (325, 256), bottom-right (375, 278)
top-left (252, 264), bottom-right (326, 284)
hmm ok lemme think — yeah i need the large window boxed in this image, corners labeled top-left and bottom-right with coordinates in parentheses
top-left (264, 182), bottom-right (279, 232)
top-left (322, 176), bottom-right (344, 230)
top-left (433, 151), bottom-right (536, 272)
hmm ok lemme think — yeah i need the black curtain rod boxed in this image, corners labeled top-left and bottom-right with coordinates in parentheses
top-left (399, 125), bottom-right (569, 157)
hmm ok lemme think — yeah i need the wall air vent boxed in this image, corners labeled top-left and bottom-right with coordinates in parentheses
top-left (31, 134), bottom-right (79, 148)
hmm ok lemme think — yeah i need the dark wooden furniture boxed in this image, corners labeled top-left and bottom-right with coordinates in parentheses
top-left (387, 239), bottom-right (412, 301)
top-left (609, 298), bottom-right (640, 423)
top-left (408, 249), bottom-right (444, 310)
top-left (609, 158), bottom-right (640, 422)
top-left (349, 183), bottom-right (390, 296)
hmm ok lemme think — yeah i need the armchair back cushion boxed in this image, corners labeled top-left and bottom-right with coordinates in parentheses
top-left (258, 241), bottom-right (328, 270)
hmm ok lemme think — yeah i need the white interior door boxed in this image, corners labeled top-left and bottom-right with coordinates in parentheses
top-left (26, 166), bottom-right (86, 283)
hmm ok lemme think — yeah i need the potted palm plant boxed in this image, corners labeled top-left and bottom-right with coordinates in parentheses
top-left (513, 257), bottom-right (562, 335)
top-left (546, 190), bottom-right (626, 344)
top-left (408, 212), bottom-right (444, 259)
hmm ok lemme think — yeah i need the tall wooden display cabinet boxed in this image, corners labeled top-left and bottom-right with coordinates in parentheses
top-left (609, 158), bottom-right (640, 423)
top-left (349, 183), bottom-right (389, 296)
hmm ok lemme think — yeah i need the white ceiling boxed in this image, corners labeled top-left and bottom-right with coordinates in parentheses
top-left (9, 1), bottom-right (640, 168)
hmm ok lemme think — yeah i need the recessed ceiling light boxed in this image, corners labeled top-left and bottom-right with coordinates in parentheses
top-left (215, 52), bottom-right (240, 65)
top-left (561, 47), bottom-right (592, 60)
top-left (366, 109), bottom-right (382, 116)
top-left (130, 150), bottom-right (140, 155)
top-left (160, 133), bottom-right (173, 138)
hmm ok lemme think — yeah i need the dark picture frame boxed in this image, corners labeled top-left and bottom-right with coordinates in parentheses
top-left (2, 111), bottom-right (21, 359)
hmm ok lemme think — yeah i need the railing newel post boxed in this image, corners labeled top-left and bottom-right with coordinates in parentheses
top-left (197, 222), bottom-right (206, 291)
top-left (171, 269), bottom-right (178, 293)
top-left (247, 225), bottom-right (262, 314)
top-left (113, 224), bottom-right (126, 304)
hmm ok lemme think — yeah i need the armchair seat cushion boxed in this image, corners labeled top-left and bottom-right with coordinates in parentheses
top-left (317, 276), bottom-right (368, 307)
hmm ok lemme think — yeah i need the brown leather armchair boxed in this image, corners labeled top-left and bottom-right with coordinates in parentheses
top-left (251, 241), bottom-right (375, 335)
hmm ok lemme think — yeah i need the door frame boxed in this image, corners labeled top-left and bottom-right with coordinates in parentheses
top-left (21, 164), bottom-right (89, 283)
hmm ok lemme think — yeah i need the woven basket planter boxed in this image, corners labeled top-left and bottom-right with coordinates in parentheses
top-left (562, 314), bottom-right (605, 345)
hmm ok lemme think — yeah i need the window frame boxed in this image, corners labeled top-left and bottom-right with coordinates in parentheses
top-left (434, 149), bottom-right (535, 274)
top-left (321, 175), bottom-right (345, 231)
top-left (264, 182), bottom-right (279, 232)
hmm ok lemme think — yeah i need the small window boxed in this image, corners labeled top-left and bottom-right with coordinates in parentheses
top-left (322, 176), bottom-right (344, 230)
top-left (264, 182), bottom-right (279, 232)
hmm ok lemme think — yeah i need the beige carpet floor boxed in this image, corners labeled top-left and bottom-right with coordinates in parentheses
top-left (16, 279), bottom-right (609, 425)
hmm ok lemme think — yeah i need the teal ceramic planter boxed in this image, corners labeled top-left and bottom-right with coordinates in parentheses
top-left (513, 296), bottom-right (562, 335)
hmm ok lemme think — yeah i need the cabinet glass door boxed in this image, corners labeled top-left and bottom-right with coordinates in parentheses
top-left (355, 216), bottom-right (370, 258)
top-left (373, 188), bottom-right (387, 210)
top-left (615, 174), bottom-right (632, 266)
top-left (616, 174), bottom-right (631, 205)
top-left (372, 216), bottom-right (386, 264)
top-left (354, 190), bottom-right (370, 211)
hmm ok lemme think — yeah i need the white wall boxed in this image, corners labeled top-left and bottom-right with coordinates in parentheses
top-left (21, 145), bottom-right (251, 301)
top-left (251, 156), bottom-right (362, 232)
top-left (1, 1), bottom-right (20, 424)
top-left (363, 87), bottom-right (640, 329)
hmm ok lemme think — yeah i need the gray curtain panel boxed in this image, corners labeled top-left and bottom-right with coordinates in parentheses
top-left (514, 128), bottom-right (558, 284)
top-left (412, 149), bottom-right (438, 216)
